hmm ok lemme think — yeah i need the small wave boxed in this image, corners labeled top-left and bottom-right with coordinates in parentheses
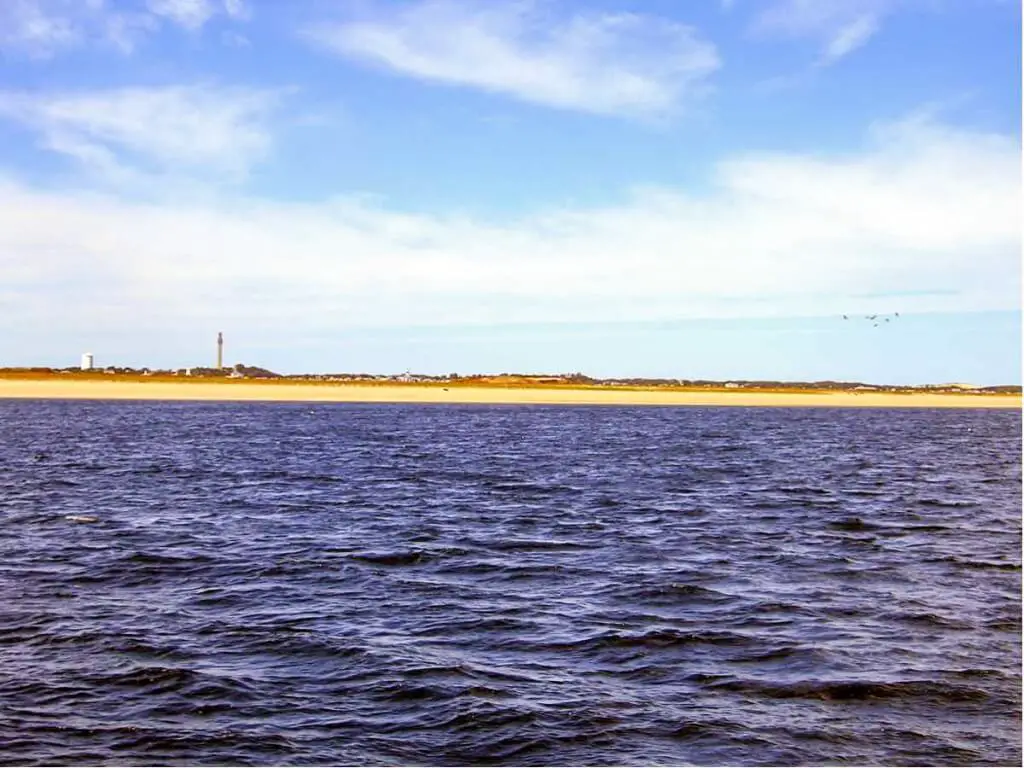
top-left (414, 616), bottom-right (535, 637)
top-left (887, 611), bottom-right (974, 630)
top-left (420, 544), bottom-right (475, 559)
top-left (371, 680), bottom-right (449, 703)
top-left (88, 665), bottom-right (199, 692)
top-left (486, 481), bottom-right (573, 495)
top-left (244, 630), bottom-right (369, 660)
top-left (683, 672), bottom-right (733, 685)
top-left (349, 549), bottom-right (436, 566)
top-left (542, 628), bottom-right (753, 654)
top-left (82, 665), bottom-right (263, 704)
top-left (430, 703), bottom-right (539, 732)
top-left (917, 498), bottom-right (979, 508)
top-left (459, 684), bottom-right (512, 700)
top-left (112, 638), bottom-right (192, 660)
top-left (488, 563), bottom-right (570, 580)
top-left (944, 668), bottom-right (1009, 679)
top-left (20, 628), bottom-right (106, 649)
top-left (400, 663), bottom-right (479, 680)
top-left (728, 644), bottom-right (805, 663)
top-left (119, 727), bottom-right (295, 759)
top-left (709, 678), bottom-right (990, 703)
top-left (406, 529), bottom-right (442, 543)
top-left (750, 600), bottom-right (805, 614)
top-left (436, 733), bottom-right (556, 765)
top-left (124, 551), bottom-right (215, 566)
top-left (984, 617), bottom-right (1022, 631)
top-left (666, 718), bottom-right (745, 740)
top-left (928, 555), bottom-right (1022, 572)
top-left (778, 485), bottom-right (831, 495)
top-left (486, 539), bottom-right (593, 552)
top-left (828, 517), bottom-right (878, 532)
top-left (622, 582), bottom-right (731, 605)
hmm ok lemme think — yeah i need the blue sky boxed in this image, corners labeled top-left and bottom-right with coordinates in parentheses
top-left (0, 0), bottom-right (1019, 384)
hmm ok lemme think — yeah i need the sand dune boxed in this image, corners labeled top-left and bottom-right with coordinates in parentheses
top-left (0, 379), bottom-right (1018, 409)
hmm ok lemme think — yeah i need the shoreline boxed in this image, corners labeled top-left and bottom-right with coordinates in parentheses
top-left (0, 379), bottom-right (1019, 409)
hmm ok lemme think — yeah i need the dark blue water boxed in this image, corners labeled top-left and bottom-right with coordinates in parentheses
top-left (0, 401), bottom-right (1020, 766)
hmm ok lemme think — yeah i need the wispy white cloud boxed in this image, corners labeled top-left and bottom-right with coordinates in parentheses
top-left (1, 0), bottom-right (137, 57)
top-left (145, 0), bottom-right (248, 30)
top-left (303, 0), bottom-right (719, 118)
top-left (1, 0), bottom-right (79, 56)
top-left (222, 0), bottom-right (249, 20)
top-left (0, 114), bottom-right (1017, 352)
top-left (751, 0), bottom-right (897, 64)
top-left (0, 0), bottom-right (248, 58)
top-left (821, 14), bottom-right (880, 63)
top-left (0, 84), bottom-right (282, 184)
top-left (146, 0), bottom-right (216, 31)
top-left (101, 10), bottom-right (160, 54)
top-left (749, 1), bottom-right (1015, 70)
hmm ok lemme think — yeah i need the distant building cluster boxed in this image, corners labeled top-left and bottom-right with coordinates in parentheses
top-left (77, 332), bottom-right (234, 378)
top-left (58, 333), bottom-right (1013, 394)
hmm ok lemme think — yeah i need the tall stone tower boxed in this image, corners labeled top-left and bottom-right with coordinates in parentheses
top-left (217, 332), bottom-right (223, 370)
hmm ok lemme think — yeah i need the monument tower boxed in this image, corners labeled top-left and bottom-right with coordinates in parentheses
top-left (217, 332), bottom-right (223, 370)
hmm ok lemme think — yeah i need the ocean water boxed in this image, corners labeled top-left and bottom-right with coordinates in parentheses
top-left (0, 401), bottom-right (1020, 767)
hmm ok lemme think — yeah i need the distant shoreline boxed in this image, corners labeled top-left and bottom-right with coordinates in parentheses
top-left (0, 378), bottom-right (1018, 409)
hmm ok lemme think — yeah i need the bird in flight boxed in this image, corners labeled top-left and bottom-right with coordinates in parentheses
top-left (847, 312), bottom-right (900, 326)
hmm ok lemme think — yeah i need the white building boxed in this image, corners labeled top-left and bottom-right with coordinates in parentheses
top-left (81, 353), bottom-right (94, 371)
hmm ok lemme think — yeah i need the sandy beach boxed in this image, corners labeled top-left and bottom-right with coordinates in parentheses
top-left (0, 378), bottom-right (1018, 409)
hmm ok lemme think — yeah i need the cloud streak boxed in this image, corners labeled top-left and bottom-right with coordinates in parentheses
top-left (303, 0), bottom-right (719, 118)
top-left (146, 0), bottom-right (217, 31)
top-left (0, 0), bottom-right (248, 58)
top-left (0, 84), bottom-right (282, 185)
top-left (0, 114), bottom-right (1017, 352)
top-left (751, 0), bottom-right (896, 64)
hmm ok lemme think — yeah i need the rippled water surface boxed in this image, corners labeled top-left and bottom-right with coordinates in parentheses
top-left (1, 401), bottom-right (1020, 766)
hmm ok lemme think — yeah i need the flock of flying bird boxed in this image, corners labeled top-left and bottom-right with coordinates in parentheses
top-left (842, 312), bottom-right (900, 327)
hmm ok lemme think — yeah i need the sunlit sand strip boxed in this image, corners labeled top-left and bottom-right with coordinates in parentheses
top-left (0, 379), bottom-right (1019, 409)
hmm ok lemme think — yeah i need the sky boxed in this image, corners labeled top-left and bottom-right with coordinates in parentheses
top-left (0, 0), bottom-right (1020, 384)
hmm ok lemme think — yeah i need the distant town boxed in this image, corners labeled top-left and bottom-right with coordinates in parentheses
top-left (0, 361), bottom-right (1018, 396)
top-left (0, 333), bottom-right (1016, 395)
